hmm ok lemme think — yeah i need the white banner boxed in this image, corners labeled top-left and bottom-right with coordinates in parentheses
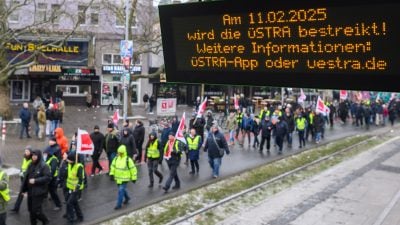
top-left (157, 98), bottom-right (177, 116)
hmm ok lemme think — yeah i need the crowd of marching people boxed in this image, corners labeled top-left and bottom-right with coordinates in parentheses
top-left (7, 91), bottom-right (400, 225)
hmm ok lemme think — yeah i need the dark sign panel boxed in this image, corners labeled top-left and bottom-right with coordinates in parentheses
top-left (6, 40), bottom-right (89, 66)
top-left (159, 0), bottom-right (400, 91)
top-left (62, 68), bottom-right (96, 76)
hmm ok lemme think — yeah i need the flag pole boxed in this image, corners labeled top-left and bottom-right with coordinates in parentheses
top-left (75, 128), bottom-right (79, 164)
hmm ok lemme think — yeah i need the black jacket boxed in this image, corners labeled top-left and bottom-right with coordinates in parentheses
top-left (44, 143), bottom-right (61, 162)
top-left (133, 124), bottom-right (145, 144)
top-left (103, 130), bottom-right (120, 153)
top-left (22, 150), bottom-right (51, 196)
top-left (274, 120), bottom-right (288, 137)
top-left (120, 129), bottom-right (137, 158)
top-left (261, 120), bottom-right (273, 137)
top-left (90, 131), bottom-right (104, 157)
top-left (204, 130), bottom-right (230, 158)
top-left (282, 113), bottom-right (295, 132)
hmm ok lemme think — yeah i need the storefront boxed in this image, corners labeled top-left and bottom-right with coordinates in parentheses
top-left (7, 39), bottom-right (98, 105)
top-left (101, 65), bottom-right (141, 106)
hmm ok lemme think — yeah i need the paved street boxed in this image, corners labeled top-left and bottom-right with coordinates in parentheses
top-left (0, 104), bottom-right (396, 225)
top-left (219, 130), bottom-right (400, 225)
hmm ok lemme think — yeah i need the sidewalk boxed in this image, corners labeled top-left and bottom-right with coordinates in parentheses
top-left (219, 130), bottom-right (400, 225)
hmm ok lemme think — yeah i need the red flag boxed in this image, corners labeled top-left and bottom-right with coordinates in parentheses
top-left (234, 94), bottom-right (239, 109)
top-left (316, 96), bottom-right (330, 115)
top-left (196, 98), bottom-right (207, 118)
top-left (340, 90), bottom-right (348, 100)
top-left (112, 109), bottom-right (120, 125)
top-left (77, 129), bottom-right (94, 155)
top-left (175, 112), bottom-right (186, 144)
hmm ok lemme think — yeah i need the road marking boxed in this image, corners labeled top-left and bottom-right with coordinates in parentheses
top-left (372, 186), bottom-right (400, 225)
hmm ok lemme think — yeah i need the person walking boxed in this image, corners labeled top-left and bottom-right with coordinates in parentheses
top-left (144, 132), bottom-right (163, 188)
top-left (55, 128), bottom-right (69, 158)
top-left (37, 106), bottom-right (46, 140)
top-left (133, 120), bottom-right (145, 163)
top-left (0, 165), bottom-right (10, 225)
top-left (109, 145), bottom-right (137, 210)
top-left (45, 104), bottom-right (53, 137)
top-left (19, 102), bottom-right (32, 139)
top-left (90, 125), bottom-right (104, 176)
top-left (162, 132), bottom-right (185, 193)
top-left (295, 114), bottom-right (307, 148)
top-left (282, 108), bottom-right (295, 148)
top-left (149, 94), bottom-right (156, 114)
top-left (43, 149), bottom-right (62, 211)
top-left (10, 146), bottom-right (32, 213)
top-left (64, 152), bottom-right (84, 224)
top-left (21, 150), bottom-right (51, 225)
top-left (235, 109), bottom-right (244, 144)
top-left (252, 115), bottom-right (261, 149)
top-left (272, 117), bottom-right (288, 154)
top-left (204, 125), bottom-right (230, 178)
top-left (103, 123), bottom-right (120, 172)
top-left (143, 92), bottom-right (149, 112)
top-left (186, 128), bottom-right (201, 174)
top-left (120, 127), bottom-right (137, 159)
top-left (59, 98), bottom-right (65, 124)
top-left (225, 112), bottom-right (237, 146)
top-left (314, 112), bottom-right (324, 144)
top-left (260, 116), bottom-right (273, 152)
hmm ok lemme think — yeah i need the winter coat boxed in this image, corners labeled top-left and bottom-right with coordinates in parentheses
top-left (274, 120), bottom-right (288, 137)
top-left (171, 117), bottom-right (180, 134)
top-left (120, 128), bottom-right (137, 158)
top-left (261, 120), bottom-right (273, 137)
top-left (204, 130), bottom-right (230, 159)
top-left (19, 108), bottom-right (31, 124)
top-left (44, 143), bottom-right (61, 162)
top-left (104, 129), bottom-right (120, 154)
top-left (38, 107), bottom-right (46, 125)
top-left (161, 126), bottom-right (172, 146)
top-left (252, 120), bottom-right (261, 135)
top-left (21, 150), bottom-right (51, 196)
top-left (133, 124), bottom-right (145, 148)
top-left (55, 127), bottom-right (69, 156)
top-left (243, 116), bottom-right (253, 131)
top-left (314, 114), bottom-right (324, 133)
top-left (226, 115), bottom-right (237, 131)
top-left (186, 135), bottom-right (202, 161)
top-left (190, 117), bottom-right (205, 138)
top-left (90, 131), bottom-right (105, 158)
top-left (46, 109), bottom-right (53, 121)
top-left (205, 114), bottom-right (214, 131)
top-left (282, 113), bottom-right (295, 132)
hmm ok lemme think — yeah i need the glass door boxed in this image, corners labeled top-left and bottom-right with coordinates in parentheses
top-left (10, 80), bottom-right (30, 101)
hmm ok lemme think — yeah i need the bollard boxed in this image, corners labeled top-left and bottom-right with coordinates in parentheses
top-left (1, 121), bottom-right (6, 141)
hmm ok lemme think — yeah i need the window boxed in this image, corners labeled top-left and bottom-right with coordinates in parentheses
top-left (51, 4), bottom-right (61, 24)
top-left (103, 53), bottom-right (124, 64)
top-left (90, 5), bottom-right (99, 25)
top-left (56, 85), bottom-right (90, 96)
top-left (8, 1), bottom-right (20, 22)
top-left (78, 5), bottom-right (86, 25)
top-left (9, 80), bottom-right (30, 101)
top-left (35, 3), bottom-right (47, 23)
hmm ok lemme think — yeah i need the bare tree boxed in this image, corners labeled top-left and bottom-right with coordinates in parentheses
top-left (0, 0), bottom-right (95, 119)
top-left (101, 0), bottom-right (164, 115)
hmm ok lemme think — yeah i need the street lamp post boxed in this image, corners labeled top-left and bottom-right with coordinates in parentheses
top-left (123, 0), bottom-right (129, 120)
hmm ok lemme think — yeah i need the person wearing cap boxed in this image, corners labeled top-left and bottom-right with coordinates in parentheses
top-left (144, 132), bottom-right (163, 188)
top-left (64, 151), bottom-right (84, 224)
top-left (103, 123), bottom-right (120, 172)
top-left (186, 128), bottom-right (202, 174)
top-left (90, 125), bottom-right (104, 176)
top-left (295, 113), bottom-right (307, 148)
top-left (43, 149), bottom-right (62, 211)
top-left (109, 145), bottom-right (137, 209)
top-left (21, 149), bottom-right (51, 225)
top-left (19, 102), bottom-right (32, 139)
top-left (10, 146), bottom-right (32, 213)
top-left (162, 132), bottom-right (185, 193)
top-left (204, 125), bottom-right (230, 178)
top-left (0, 163), bottom-right (10, 225)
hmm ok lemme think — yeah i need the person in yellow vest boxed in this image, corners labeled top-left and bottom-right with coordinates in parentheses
top-left (10, 146), bottom-right (32, 213)
top-left (235, 109), bottom-right (244, 143)
top-left (110, 145), bottom-right (137, 210)
top-left (162, 132), bottom-right (184, 193)
top-left (64, 151), bottom-right (84, 224)
top-left (43, 149), bottom-right (62, 211)
top-left (295, 113), bottom-right (308, 148)
top-left (144, 132), bottom-right (163, 188)
top-left (186, 128), bottom-right (202, 174)
top-left (0, 165), bottom-right (10, 225)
